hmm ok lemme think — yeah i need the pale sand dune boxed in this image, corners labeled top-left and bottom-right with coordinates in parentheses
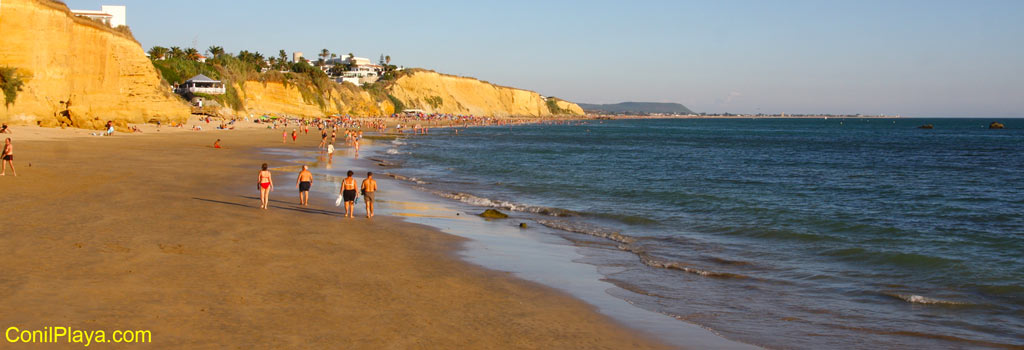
top-left (0, 128), bottom-right (671, 349)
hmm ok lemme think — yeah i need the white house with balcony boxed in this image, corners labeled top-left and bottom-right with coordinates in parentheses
top-left (71, 5), bottom-right (126, 27)
top-left (176, 74), bottom-right (225, 95)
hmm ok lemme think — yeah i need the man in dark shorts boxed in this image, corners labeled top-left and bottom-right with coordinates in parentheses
top-left (361, 172), bottom-right (377, 218)
top-left (296, 165), bottom-right (313, 206)
top-left (340, 170), bottom-right (357, 218)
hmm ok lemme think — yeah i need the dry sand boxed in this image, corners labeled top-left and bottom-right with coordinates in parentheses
top-left (0, 125), bottom-right (672, 349)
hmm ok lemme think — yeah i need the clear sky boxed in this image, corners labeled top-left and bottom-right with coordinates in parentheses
top-left (66, 0), bottom-right (1023, 117)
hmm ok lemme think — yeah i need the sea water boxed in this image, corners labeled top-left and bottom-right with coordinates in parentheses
top-left (378, 118), bottom-right (1023, 350)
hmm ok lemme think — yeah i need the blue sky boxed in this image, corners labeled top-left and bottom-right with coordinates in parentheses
top-left (66, 0), bottom-right (1023, 117)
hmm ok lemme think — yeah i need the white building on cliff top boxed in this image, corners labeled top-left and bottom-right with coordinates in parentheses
top-left (71, 5), bottom-right (126, 28)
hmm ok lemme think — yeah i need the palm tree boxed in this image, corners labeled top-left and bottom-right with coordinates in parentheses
top-left (320, 48), bottom-right (330, 62)
top-left (254, 52), bottom-right (266, 67)
top-left (207, 45), bottom-right (224, 57)
top-left (148, 46), bottom-right (169, 60)
top-left (278, 50), bottom-right (288, 63)
top-left (185, 48), bottom-right (201, 61)
top-left (169, 46), bottom-right (184, 59)
top-left (385, 55), bottom-right (391, 65)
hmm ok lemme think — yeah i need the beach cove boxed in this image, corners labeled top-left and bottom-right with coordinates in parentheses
top-left (0, 126), bottom-right (675, 349)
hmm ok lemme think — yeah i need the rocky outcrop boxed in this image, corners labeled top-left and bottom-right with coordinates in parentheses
top-left (0, 0), bottom-right (190, 129)
top-left (479, 209), bottom-right (509, 219)
top-left (386, 70), bottom-right (584, 117)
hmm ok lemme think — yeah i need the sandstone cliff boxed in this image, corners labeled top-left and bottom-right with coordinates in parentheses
top-left (385, 70), bottom-right (584, 117)
top-left (0, 0), bottom-right (190, 129)
top-left (236, 80), bottom-right (392, 118)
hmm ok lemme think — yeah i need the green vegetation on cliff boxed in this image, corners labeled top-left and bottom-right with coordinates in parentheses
top-left (0, 66), bottom-right (28, 108)
top-left (546, 98), bottom-right (571, 115)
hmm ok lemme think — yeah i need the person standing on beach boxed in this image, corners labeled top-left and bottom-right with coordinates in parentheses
top-left (257, 163), bottom-right (274, 209)
top-left (1, 138), bottom-right (15, 176)
top-left (341, 170), bottom-right (358, 218)
top-left (296, 165), bottom-right (313, 206)
top-left (361, 172), bottom-right (377, 218)
top-left (282, 130), bottom-right (287, 143)
top-left (292, 129), bottom-right (298, 142)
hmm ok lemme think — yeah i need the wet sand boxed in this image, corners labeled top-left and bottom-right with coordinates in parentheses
top-left (0, 127), bottom-right (672, 349)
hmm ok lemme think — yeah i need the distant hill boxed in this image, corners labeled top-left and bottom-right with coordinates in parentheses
top-left (577, 102), bottom-right (694, 115)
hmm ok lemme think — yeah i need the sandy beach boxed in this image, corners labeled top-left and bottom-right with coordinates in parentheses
top-left (0, 125), bottom-right (672, 349)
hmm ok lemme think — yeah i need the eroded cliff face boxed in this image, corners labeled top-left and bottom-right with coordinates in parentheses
top-left (0, 0), bottom-right (190, 129)
top-left (237, 81), bottom-right (392, 118)
top-left (386, 71), bottom-right (584, 117)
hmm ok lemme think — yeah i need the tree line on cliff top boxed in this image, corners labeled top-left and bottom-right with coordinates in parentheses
top-left (146, 45), bottom-right (408, 114)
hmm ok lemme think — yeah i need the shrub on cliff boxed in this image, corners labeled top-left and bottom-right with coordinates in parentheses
top-left (0, 66), bottom-right (28, 109)
top-left (546, 98), bottom-right (570, 115)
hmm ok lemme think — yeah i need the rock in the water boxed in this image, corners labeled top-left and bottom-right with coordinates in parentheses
top-left (918, 124), bottom-right (934, 129)
top-left (519, 222), bottom-right (528, 228)
top-left (989, 122), bottom-right (1005, 129)
top-left (479, 209), bottom-right (509, 219)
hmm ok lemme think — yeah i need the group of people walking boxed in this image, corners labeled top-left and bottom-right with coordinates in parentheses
top-left (257, 164), bottom-right (377, 218)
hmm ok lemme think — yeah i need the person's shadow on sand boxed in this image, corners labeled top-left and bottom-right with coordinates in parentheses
top-left (193, 197), bottom-right (346, 216)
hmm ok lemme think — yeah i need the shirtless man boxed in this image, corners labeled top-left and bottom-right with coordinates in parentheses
top-left (340, 170), bottom-right (358, 218)
top-left (361, 172), bottom-right (377, 217)
top-left (296, 165), bottom-right (313, 206)
top-left (1, 138), bottom-right (15, 176)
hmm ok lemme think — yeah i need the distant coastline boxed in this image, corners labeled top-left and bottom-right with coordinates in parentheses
top-left (587, 114), bottom-right (902, 119)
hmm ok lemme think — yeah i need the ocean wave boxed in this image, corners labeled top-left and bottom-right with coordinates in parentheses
top-left (384, 173), bottom-right (429, 184)
top-left (535, 219), bottom-right (635, 244)
top-left (885, 293), bottom-right (971, 306)
top-left (391, 139), bottom-right (406, 145)
top-left (433, 192), bottom-right (579, 217)
top-left (385, 148), bottom-right (403, 155)
top-left (638, 255), bottom-right (749, 279)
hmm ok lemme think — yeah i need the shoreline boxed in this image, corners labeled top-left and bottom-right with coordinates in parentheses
top-left (0, 126), bottom-right (675, 349)
top-left (267, 139), bottom-right (762, 350)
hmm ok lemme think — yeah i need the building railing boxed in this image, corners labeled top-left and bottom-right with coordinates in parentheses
top-left (179, 86), bottom-right (226, 95)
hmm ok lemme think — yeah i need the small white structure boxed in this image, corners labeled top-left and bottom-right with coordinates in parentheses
top-left (101, 5), bottom-right (126, 27)
top-left (335, 77), bottom-right (361, 85)
top-left (71, 5), bottom-right (126, 28)
top-left (177, 74), bottom-right (225, 95)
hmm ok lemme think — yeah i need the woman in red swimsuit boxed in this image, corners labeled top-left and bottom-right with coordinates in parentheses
top-left (257, 163), bottom-right (273, 209)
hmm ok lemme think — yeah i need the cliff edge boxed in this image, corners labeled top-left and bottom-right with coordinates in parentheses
top-left (0, 0), bottom-right (190, 129)
top-left (385, 70), bottom-right (583, 117)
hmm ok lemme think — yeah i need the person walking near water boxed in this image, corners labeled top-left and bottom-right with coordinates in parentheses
top-left (1, 138), bottom-right (15, 176)
top-left (292, 129), bottom-right (298, 142)
top-left (296, 165), bottom-right (313, 206)
top-left (361, 172), bottom-right (377, 218)
top-left (257, 163), bottom-right (274, 209)
top-left (340, 170), bottom-right (357, 218)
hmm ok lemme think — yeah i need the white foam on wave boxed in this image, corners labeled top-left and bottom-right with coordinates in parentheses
top-left (536, 219), bottom-right (635, 244)
top-left (384, 173), bottom-right (428, 184)
top-left (385, 148), bottom-right (403, 155)
top-left (889, 294), bottom-right (969, 306)
top-left (433, 192), bottom-right (576, 217)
